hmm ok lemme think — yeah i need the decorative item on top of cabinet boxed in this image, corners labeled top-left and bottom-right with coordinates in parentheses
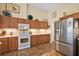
top-left (2, 10), bottom-right (12, 17)
top-left (63, 11), bottom-right (67, 16)
top-left (9, 17), bottom-right (18, 28)
top-left (27, 15), bottom-right (33, 20)
top-left (0, 15), bottom-right (10, 28)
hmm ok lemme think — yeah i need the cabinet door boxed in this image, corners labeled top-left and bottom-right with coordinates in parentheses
top-left (29, 20), bottom-right (40, 29)
top-left (43, 35), bottom-right (50, 43)
top-left (29, 20), bottom-right (35, 28)
top-left (10, 17), bottom-right (18, 28)
top-left (35, 21), bottom-right (41, 29)
top-left (24, 19), bottom-right (29, 24)
top-left (18, 18), bottom-right (25, 23)
top-left (69, 13), bottom-right (79, 18)
top-left (31, 36), bottom-right (37, 47)
top-left (0, 15), bottom-right (10, 28)
top-left (43, 22), bottom-right (48, 29)
top-left (0, 38), bottom-right (8, 53)
top-left (2, 16), bottom-right (10, 28)
top-left (0, 44), bottom-right (1, 55)
top-left (8, 37), bottom-right (18, 51)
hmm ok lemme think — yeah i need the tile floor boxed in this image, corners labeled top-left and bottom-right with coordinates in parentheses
top-left (3, 43), bottom-right (63, 56)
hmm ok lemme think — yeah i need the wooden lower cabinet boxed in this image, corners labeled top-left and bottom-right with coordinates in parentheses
top-left (8, 37), bottom-right (18, 51)
top-left (31, 34), bottom-right (50, 47)
top-left (0, 38), bottom-right (8, 53)
top-left (0, 44), bottom-right (1, 55)
top-left (0, 37), bottom-right (18, 54)
top-left (31, 36), bottom-right (38, 46)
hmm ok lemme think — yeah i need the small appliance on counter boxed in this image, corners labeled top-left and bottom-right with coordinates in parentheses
top-left (18, 23), bottom-right (30, 50)
top-left (0, 31), bottom-right (6, 36)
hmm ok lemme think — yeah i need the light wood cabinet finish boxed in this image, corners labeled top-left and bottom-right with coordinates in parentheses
top-left (9, 17), bottom-right (18, 28)
top-left (0, 15), bottom-right (10, 28)
top-left (29, 20), bottom-right (48, 29)
top-left (60, 12), bottom-right (79, 20)
top-left (0, 37), bottom-right (18, 54)
top-left (0, 38), bottom-right (8, 53)
top-left (43, 22), bottom-right (48, 29)
top-left (18, 18), bottom-right (25, 23)
top-left (24, 19), bottom-right (29, 24)
top-left (0, 15), bottom-right (48, 29)
top-left (0, 44), bottom-right (1, 55)
top-left (31, 34), bottom-right (50, 47)
top-left (8, 37), bottom-right (18, 51)
top-left (29, 20), bottom-right (37, 28)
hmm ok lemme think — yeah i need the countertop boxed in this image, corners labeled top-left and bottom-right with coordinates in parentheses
top-left (31, 34), bottom-right (50, 36)
top-left (0, 33), bottom-right (50, 38)
top-left (30, 33), bottom-right (50, 35)
top-left (0, 35), bottom-right (18, 38)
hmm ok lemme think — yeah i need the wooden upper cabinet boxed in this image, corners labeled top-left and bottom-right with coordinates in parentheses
top-left (40, 21), bottom-right (48, 29)
top-left (68, 12), bottom-right (79, 18)
top-left (34, 21), bottom-right (41, 29)
top-left (29, 20), bottom-right (37, 28)
top-left (24, 19), bottom-right (29, 24)
top-left (43, 22), bottom-right (48, 29)
top-left (8, 37), bottom-right (18, 51)
top-left (60, 16), bottom-right (68, 20)
top-left (29, 20), bottom-right (48, 29)
top-left (60, 12), bottom-right (79, 20)
top-left (18, 18), bottom-right (25, 23)
top-left (0, 15), bottom-right (10, 28)
top-left (0, 15), bottom-right (48, 29)
top-left (9, 17), bottom-right (18, 28)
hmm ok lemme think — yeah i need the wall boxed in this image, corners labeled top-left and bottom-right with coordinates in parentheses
top-left (0, 3), bottom-right (48, 20)
top-left (47, 3), bottom-right (79, 43)
top-left (28, 4), bottom-right (48, 20)
top-left (0, 3), bottom-right (27, 19)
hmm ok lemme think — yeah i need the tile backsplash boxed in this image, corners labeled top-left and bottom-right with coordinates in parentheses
top-left (30, 29), bottom-right (50, 35)
top-left (0, 28), bottom-right (50, 36)
top-left (0, 28), bottom-right (18, 36)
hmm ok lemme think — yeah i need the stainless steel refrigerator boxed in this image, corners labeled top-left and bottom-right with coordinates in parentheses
top-left (54, 18), bottom-right (79, 56)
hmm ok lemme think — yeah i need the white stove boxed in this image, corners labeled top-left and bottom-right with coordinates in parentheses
top-left (18, 23), bottom-right (30, 50)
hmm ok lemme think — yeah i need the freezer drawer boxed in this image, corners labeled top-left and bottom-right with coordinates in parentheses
top-left (78, 38), bottom-right (79, 55)
top-left (55, 41), bottom-right (73, 56)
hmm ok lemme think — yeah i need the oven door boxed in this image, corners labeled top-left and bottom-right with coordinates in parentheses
top-left (18, 37), bottom-right (30, 46)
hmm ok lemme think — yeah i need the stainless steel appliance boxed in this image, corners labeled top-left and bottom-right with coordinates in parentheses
top-left (54, 18), bottom-right (79, 56)
top-left (18, 23), bottom-right (30, 50)
top-left (77, 37), bottom-right (79, 55)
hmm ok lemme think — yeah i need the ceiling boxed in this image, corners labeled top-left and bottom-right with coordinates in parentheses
top-left (29, 3), bottom-right (65, 11)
